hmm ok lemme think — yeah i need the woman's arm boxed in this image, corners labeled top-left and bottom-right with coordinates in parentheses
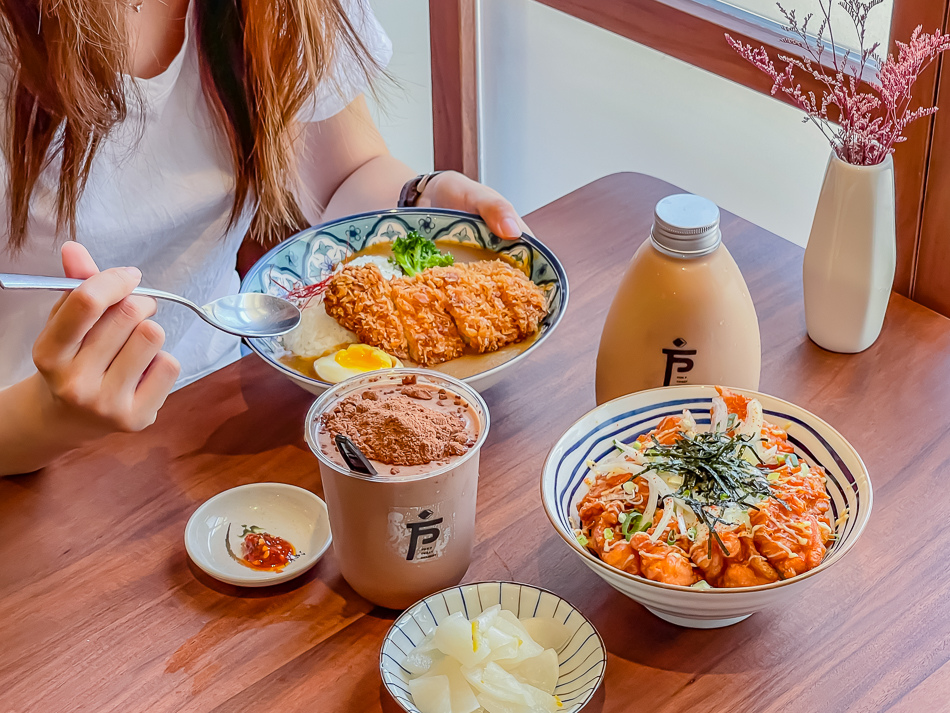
top-left (0, 244), bottom-right (180, 476)
top-left (299, 96), bottom-right (529, 234)
top-left (238, 95), bottom-right (529, 275)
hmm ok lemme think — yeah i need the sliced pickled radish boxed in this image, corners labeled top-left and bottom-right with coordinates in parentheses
top-left (506, 648), bottom-right (559, 694)
top-left (461, 662), bottom-right (533, 705)
top-left (431, 611), bottom-right (490, 668)
top-left (519, 617), bottom-right (572, 652)
top-left (408, 675), bottom-right (452, 713)
top-left (422, 657), bottom-right (480, 713)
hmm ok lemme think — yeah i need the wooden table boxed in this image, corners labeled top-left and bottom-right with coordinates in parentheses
top-left (3, 173), bottom-right (948, 713)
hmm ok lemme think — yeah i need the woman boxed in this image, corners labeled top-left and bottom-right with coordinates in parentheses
top-left (0, 0), bottom-right (526, 475)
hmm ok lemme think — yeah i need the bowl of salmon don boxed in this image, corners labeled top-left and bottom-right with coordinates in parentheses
top-left (239, 208), bottom-right (568, 395)
top-left (541, 385), bottom-right (872, 629)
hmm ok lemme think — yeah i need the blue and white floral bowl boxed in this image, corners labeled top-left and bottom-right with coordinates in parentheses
top-left (240, 209), bottom-right (568, 395)
top-left (380, 581), bottom-right (606, 713)
top-left (541, 385), bottom-right (873, 629)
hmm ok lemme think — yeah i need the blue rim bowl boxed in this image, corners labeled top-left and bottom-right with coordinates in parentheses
top-left (240, 208), bottom-right (569, 394)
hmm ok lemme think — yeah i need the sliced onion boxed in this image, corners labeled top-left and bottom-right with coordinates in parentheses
top-left (710, 397), bottom-right (728, 433)
top-left (738, 399), bottom-right (764, 439)
top-left (612, 440), bottom-right (647, 465)
top-left (680, 409), bottom-right (697, 434)
top-left (638, 470), bottom-right (672, 526)
top-left (650, 497), bottom-right (677, 543)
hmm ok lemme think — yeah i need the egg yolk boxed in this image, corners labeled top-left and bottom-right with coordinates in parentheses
top-left (334, 344), bottom-right (395, 371)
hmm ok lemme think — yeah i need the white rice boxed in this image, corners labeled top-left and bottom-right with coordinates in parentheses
top-left (281, 299), bottom-right (357, 358)
top-left (346, 255), bottom-right (402, 280)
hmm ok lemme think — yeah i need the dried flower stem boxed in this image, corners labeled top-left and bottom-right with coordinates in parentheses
top-left (727, 1), bottom-right (950, 165)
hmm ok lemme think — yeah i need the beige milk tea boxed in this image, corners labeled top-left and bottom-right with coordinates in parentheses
top-left (306, 369), bottom-right (489, 609)
top-left (596, 194), bottom-right (761, 403)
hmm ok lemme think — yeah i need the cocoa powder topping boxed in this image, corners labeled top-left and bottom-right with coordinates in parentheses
top-left (322, 387), bottom-right (473, 467)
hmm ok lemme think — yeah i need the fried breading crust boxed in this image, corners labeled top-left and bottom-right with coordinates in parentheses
top-left (389, 277), bottom-right (465, 365)
top-left (465, 260), bottom-right (547, 337)
top-left (421, 266), bottom-right (520, 352)
top-left (323, 259), bottom-right (548, 366)
top-left (322, 265), bottom-right (409, 358)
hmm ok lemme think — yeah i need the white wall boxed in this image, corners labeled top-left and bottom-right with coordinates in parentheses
top-left (479, 0), bottom-right (833, 246)
top-left (368, 0), bottom-right (835, 247)
top-left (366, 0), bottom-right (434, 173)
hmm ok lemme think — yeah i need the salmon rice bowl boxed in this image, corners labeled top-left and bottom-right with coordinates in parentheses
top-left (573, 387), bottom-right (843, 589)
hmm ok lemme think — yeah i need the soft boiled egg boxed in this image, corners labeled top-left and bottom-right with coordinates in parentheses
top-left (314, 344), bottom-right (403, 383)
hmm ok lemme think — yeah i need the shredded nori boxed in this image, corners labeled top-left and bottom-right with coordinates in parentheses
top-left (638, 431), bottom-right (778, 557)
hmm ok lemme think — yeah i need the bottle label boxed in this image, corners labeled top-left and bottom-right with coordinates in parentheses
top-left (662, 338), bottom-right (697, 385)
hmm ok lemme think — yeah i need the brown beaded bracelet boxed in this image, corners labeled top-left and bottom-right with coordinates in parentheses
top-left (397, 171), bottom-right (446, 208)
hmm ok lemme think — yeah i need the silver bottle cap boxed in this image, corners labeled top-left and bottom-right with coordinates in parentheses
top-left (651, 194), bottom-right (722, 258)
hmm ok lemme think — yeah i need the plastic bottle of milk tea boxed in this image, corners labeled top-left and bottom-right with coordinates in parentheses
top-left (595, 194), bottom-right (761, 404)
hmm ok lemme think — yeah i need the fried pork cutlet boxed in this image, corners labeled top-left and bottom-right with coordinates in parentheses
top-left (323, 258), bottom-right (548, 367)
top-left (466, 260), bottom-right (548, 337)
top-left (389, 277), bottom-right (465, 365)
top-left (422, 265), bottom-right (520, 353)
top-left (323, 265), bottom-right (409, 359)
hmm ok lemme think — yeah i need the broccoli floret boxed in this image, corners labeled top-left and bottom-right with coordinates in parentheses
top-left (390, 231), bottom-right (455, 277)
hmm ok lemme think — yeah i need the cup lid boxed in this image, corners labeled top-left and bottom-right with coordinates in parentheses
top-left (304, 368), bottom-right (490, 483)
top-left (651, 194), bottom-right (722, 257)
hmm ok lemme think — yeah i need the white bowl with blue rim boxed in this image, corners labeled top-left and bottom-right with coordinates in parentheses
top-left (240, 208), bottom-right (568, 395)
top-left (541, 385), bottom-right (873, 629)
top-left (380, 581), bottom-right (606, 713)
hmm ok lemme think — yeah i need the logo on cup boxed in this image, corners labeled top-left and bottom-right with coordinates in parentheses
top-left (388, 503), bottom-right (452, 561)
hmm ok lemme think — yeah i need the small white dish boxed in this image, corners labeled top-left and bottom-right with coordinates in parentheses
top-left (185, 482), bottom-right (332, 587)
top-left (380, 581), bottom-right (606, 713)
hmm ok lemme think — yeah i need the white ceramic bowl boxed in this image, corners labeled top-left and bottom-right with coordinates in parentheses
top-left (541, 385), bottom-right (873, 628)
top-left (380, 582), bottom-right (606, 713)
top-left (239, 208), bottom-right (568, 395)
top-left (185, 482), bottom-right (332, 587)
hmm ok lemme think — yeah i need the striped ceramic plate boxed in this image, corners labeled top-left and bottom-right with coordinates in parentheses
top-left (541, 385), bottom-right (873, 628)
top-left (379, 581), bottom-right (606, 712)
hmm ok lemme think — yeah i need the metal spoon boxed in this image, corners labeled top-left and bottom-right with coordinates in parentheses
top-left (0, 273), bottom-right (301, 338)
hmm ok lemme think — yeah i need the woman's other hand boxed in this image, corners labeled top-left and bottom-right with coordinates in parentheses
top-left (32, 243), bottom-right (180, 439)
top-left (416, 171), bottom-right (530, 239)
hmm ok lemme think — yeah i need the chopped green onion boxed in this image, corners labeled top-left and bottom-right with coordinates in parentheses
top-left (776, 454), bottom-right (786, 465)
top-left (617, 511), bottom-right (627, 524)
top-left (767, 472), bottom-right (781, 482)
top-left (691, 580), bottom-right (712, 590)
top-left (687, 526), bottom-right (697, 541)
top-left (667, 530), bottom-right (677, 545)
top-left (788, 454), bottom-right (800, 468)
top-left (632, 441), bottom-right (643, 450)
top-left (622, 480), bottom-right (636, 494)
top-left (576, 534), bottom-right (588, 547)
top-left (621, 513), bottom-right (651, 540)
top-left (604, 528), bottom-right (614, 541)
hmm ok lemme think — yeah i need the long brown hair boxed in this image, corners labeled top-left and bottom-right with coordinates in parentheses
top-left (0, 0), bottom-right (376, 252)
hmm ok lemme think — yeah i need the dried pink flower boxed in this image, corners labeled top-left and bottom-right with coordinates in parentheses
top-left (726, 1), bottom-right (950, 165)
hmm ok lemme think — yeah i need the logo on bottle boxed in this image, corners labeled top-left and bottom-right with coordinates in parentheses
top-left (388, 503), bottom-right (452, 561)
top-left (662, 338), bottom-right (697, 386)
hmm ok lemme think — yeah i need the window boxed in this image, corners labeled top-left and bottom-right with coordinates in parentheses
top-left (430, 0), bottom-right (950, 313)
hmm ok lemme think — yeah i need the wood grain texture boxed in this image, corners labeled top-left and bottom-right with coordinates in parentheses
top-left (888, 0), bottom-right (947, 296)
top-left (429, 0), bottom-right (479, 180)
top-left (907, 1), bottom-right (950, 314)
top-left (532, 0), bottom-right (946, 299)
top-left (2, 173), bottom-right (950, 712)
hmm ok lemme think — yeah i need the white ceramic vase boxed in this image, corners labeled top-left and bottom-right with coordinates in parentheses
top-left (803, 153), bottom-right (896, 353)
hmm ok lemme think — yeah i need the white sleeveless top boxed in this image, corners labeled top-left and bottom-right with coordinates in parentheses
top-left (0, 0), bottom-right (391, 390)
